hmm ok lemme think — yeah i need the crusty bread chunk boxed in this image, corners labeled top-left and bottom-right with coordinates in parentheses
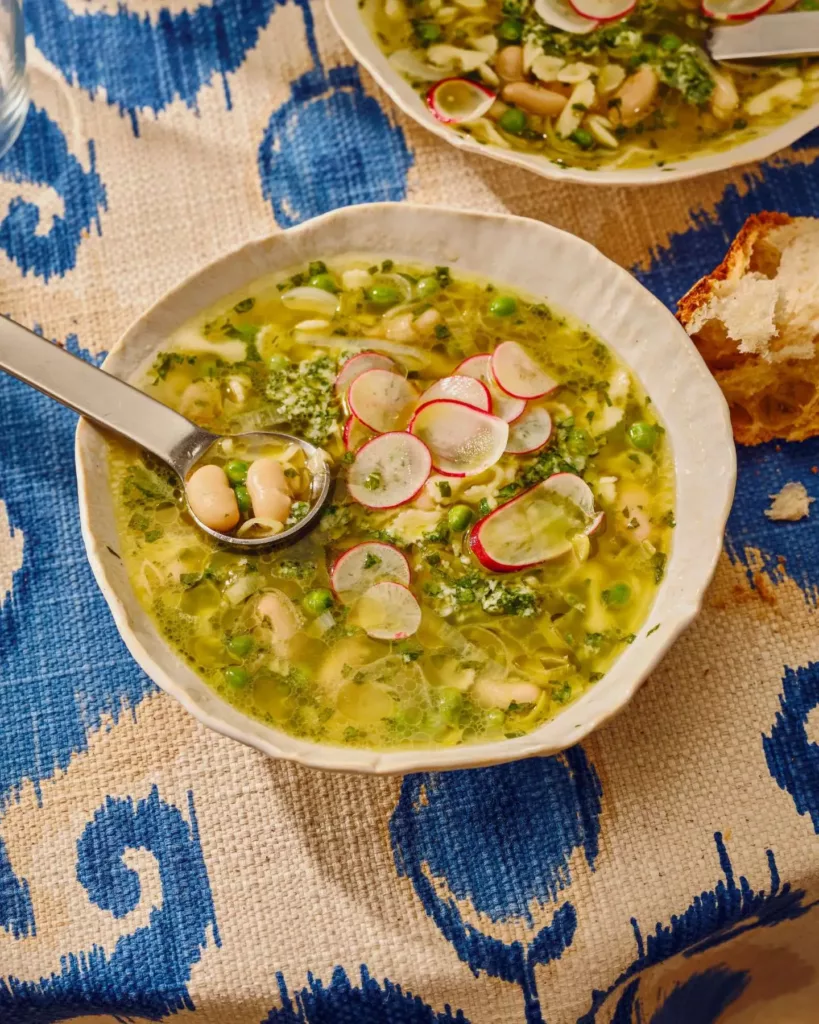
top-left (677, 212), bottom-right (819, 445)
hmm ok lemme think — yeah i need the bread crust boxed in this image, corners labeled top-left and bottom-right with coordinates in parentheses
top-left (675, 211), bottom-right (819, 447)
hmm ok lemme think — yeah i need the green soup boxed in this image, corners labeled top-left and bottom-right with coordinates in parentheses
top-left (363, 0), bottom-right (819, 171)
top-left (108, 256), bottom-right (674, 750)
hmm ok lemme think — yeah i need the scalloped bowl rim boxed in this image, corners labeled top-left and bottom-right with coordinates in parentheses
top-left (325, 0), bottom-right (819, 186)
top-left (76, 203), bottom-right (736, 774)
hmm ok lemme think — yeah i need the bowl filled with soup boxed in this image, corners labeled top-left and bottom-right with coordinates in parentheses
top-left (77, 204), bottom-right (735, 772)
top-left (326, 0), bottom-right (819, 184)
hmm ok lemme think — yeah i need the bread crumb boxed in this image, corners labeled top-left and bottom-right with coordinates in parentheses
top-left (765, 481), bottom-right (815, 522)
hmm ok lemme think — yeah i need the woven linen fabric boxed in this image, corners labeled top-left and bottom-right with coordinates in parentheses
top-left (2, 2), bottom-right (819, 1022)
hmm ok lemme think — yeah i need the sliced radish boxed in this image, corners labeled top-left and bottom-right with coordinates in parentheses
top-left (421, 375), bottom-right (492, 412)
top-left (701, 0), bottom-right (773, 17)
top-left (348, 369), bottom-right (417, 433)
top-left (456, 353), bottom-right (526, 423)
top-left (491, 342), bottom-right (558, 401)
top-left (588, 510), bottom-right (606, 536)
top-left (335, 352), bottom-right (396, 396)
top-left (569, 0), bottom-right (635, 20)
top-left (330, 542), bottom-right (411, 604)
top-left (505, 406), bottom-right (553, 455)
top-left (426, 77), bottom-right (496, 125)
top-left (534, 0), bottom-right (599, 32)
top-left (350, 581), bottom-right (422, 641)
top-left (409, 399), bottom-right (508, 478)
top-left (343, 414), bottom-right (375, 452)
top-left (470, 472), bottom-right (599, 572)
top-left (347, 432), bottom-right (432, 509)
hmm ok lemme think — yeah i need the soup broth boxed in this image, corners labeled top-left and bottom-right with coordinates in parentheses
top-left (364, 0), bottom-right (819, 170)
top-left (108, 256), bottom-right (674, 750)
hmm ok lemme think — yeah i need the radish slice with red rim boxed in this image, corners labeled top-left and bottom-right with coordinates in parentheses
top-left (422, 375), bottom-right (492, 412)
top-left (330, 542), bottom-right (411, 604)
top-left (505, 406), bottom-right (553, 455)
top-left (470, 472), bottom-right (599, 571)
top-left (701, 0), bottom-right (772, 17)
top-left (427, 77), bottom-right (496, 125)
top-left (409, 399), bottom-right (509, 477)
top-left (569, 0), bottom-right (635, 20)
top-left (534, 0), bottom-right (599, 32)
top-left (491, 341), bottom-right (559, 400)
top-left (348, 369), bottom-right (417, 432)
top-left (347, 432), bottom-right (432, 509)
top-left (343, 414), bottom-right (375, 452)
top-left (335, 352), bottom-right (396, 396)
top-left (455, 353), bottom-right (526, 423)
top-left (350, 581), bottom-right (422, 641)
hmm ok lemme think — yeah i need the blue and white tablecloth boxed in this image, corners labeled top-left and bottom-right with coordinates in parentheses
top-left (2, 3), bottom-right (819, 1021)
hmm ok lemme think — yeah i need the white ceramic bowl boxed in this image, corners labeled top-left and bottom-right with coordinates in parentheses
top-left (326, 0), bottom-right (819, 186)
top-left (77, 203), bottom-right (736, 774)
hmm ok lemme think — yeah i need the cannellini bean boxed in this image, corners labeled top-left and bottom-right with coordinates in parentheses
top-left (556, 79), bottom-right (596, 138)
top-left (186, 465), bottom-right (240, 533)
top-left (385, 312), bottom-right (417, 342)
top-left (587, 114), bottom-right (619, 149)
top-left (225, 375), bottom-right (251, 404)
top-left (257, 591), bottom-right (303, 641)
top-left (414, 307), bottom-right (442, 336)
top-left (745, 77), bottom-right (803, 117)
top-left (502, 81), bottom-right (567, 116)
top-left (597, 63), bottom-right (626, 96)
top-left (495, 45), bottom-right (524, 83)
top-left (710, 72), bottom-right (739, 121)
top-left (612, 65), bottom-right (658, 128)
top-left (557, 62), bottom-right (594, 84)
top-left (246, 457), bottom-right (292, 521)
top-left (180, 380), bottom-right (222, 425)
top-left (473, 677), bottom-right (542, 710)
top-left (531, 54), bottom-right (565, 83)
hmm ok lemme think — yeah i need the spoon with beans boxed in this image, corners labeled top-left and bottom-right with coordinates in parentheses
top-left (0, 316), bottom-right (333, 550)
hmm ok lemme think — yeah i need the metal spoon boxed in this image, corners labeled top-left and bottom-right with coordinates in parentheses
top-left (0, 315), bottom-right (333, 550)
top-left (708, 12), bottom-right (819, 61)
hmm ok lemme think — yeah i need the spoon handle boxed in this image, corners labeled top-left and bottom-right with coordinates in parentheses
top-left (0, 315), bottom-right (214, 473)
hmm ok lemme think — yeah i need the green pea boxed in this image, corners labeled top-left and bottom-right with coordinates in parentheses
top-left (416, 275), bottom-right (440, 299)
top-left (309, 273), bottom-right (338, 293)
top-left (234, 484), bottom-right (252, 516)
top-left (227, 634), bottom-right (254, 657)
top-left (659, 33), bottom-right (682, 51)
top-left (413, 20), bottom-right (442, 45)
top-left (628, 421), bottom-right (658, 452)
top-left (484, 708), bottom-right (506, 733)
top-left (435, 686), bottom-right (463, 725)
top-left (489, 294), bottom-right (518, 317)
top-left (268, 354), bottom-right (288, 372)
top-left (224, 666), bottom-right (250, 689)
top-left (602, 582), bottom-right (631, 608)
top-left (447, 504), bottom-right (474, 532)
top-left (497, 18), bottom-right (523, 41)
top-left (498, 108), bottom-right (527, 136)
top-left (569, 128), bottom-right (594, 150)
top-left (366, 285), bottom-right (401, 307)
top-left (225, 459), bottom-right (249, 484)
top-left (302, 588), bottom-right (334, 616)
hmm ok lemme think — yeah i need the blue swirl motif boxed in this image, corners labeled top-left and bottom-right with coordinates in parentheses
top-left (267, 965), bottom-right (469, 1023)
top-left (0, 337), bottom-right (155, 806)
top-left (632, 152), bottom-right (819, 603)
top-left (0, 785), bottom-right (218, 1021)
top-left (258, 2), bottom-right (413, 225)
top-left (25, 0), bottom-right (284, 128)
top-left (390, 750), bottom-right (602, 1024)
top-left (764, 661), bottom-right (819, 833)
top-left (0, 105), bottom-right (107, 280)
top-left (578, 833), bottom-right (818, 1023)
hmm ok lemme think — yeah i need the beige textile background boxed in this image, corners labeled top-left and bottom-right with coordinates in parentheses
top-left (0, 2), bottom-right (818, 1022)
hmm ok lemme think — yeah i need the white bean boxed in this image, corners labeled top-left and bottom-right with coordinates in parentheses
top-left (502, 81), bottom-right (567, 117)
top-left (612, 65), bottom-right (659, 127)
top-left (710, 72), bottom-right (739, 121)
top-left (186, 465), bottom-right (240, 533)
top-left (257, 591), bottom-right (303, 641)
top-left (246, 457), bottom-right (292, 522)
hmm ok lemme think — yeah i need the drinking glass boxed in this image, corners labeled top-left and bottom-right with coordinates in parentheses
top-left (0, 0), bottom-right (27, 160)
